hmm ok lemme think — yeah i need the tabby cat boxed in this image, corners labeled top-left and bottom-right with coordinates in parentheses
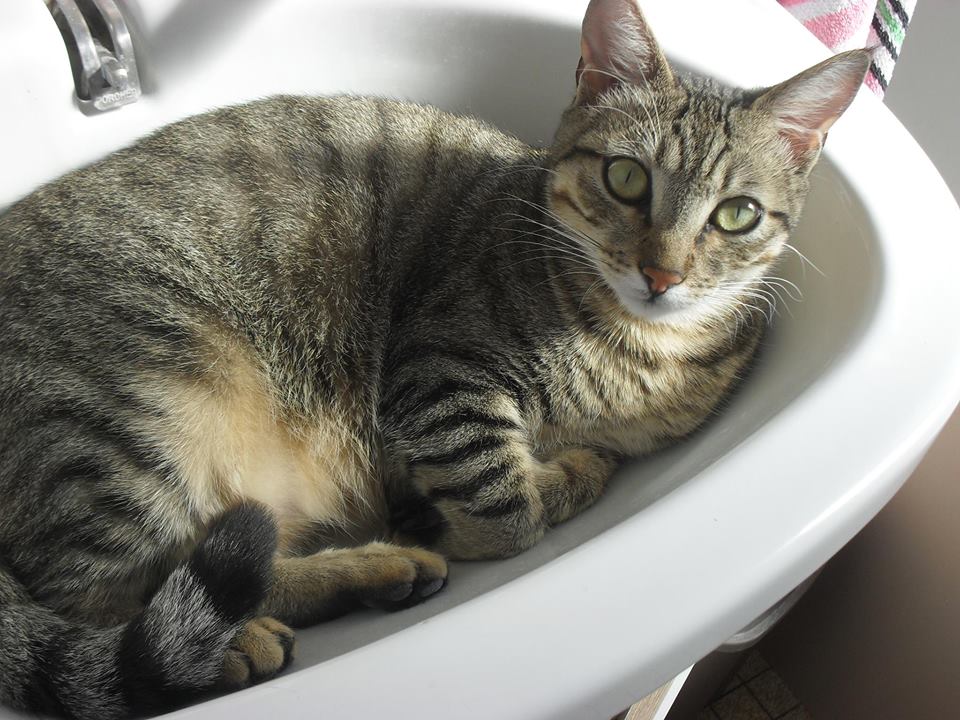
top-left (0, 0), bottom-right (869, 716)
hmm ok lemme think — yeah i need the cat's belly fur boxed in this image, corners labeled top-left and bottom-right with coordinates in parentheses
top-left (142, 352), bottom-right (384, 552)
top-left (166, 338), bottom-right (739, 546)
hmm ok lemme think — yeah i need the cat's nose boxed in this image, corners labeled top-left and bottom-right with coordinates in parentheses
top-left (641, 266), bottom-right (683, 296)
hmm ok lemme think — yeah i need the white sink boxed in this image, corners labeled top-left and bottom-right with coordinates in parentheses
top-left (4, 1), bottom-right (960, 719)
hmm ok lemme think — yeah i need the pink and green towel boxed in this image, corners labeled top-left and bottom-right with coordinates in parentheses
top-left (777, 0), bottom-right (916, 95)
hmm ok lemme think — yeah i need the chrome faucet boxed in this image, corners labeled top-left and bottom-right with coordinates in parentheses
top-left (43, 0), bottom-right (141, 112)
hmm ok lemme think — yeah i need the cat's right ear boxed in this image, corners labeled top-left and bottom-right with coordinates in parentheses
top-left (575, 0), bottom-right (675, 105)
top-left (754, 49), bottom-right (871, 167)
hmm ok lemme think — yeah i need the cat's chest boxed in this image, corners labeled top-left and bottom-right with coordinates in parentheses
top-left (533, 332), bottom-right (736, 456)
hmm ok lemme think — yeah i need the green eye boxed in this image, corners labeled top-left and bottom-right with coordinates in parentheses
top-left (712, 197), bottom-right (762, 233)
top-left (604, 158), bottom-right (650, 203)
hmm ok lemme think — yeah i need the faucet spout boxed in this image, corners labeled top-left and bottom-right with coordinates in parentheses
top-left (43, 0), bottom-right (141, 112)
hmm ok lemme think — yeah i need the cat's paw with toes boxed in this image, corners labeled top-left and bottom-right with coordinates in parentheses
top-left (353, 544), bottom-right (449, 611)
top-left (222, 616), bottom-right (296, 688)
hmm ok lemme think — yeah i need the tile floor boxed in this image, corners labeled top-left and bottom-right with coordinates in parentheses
top-left (697, 650), bottom-right (811, 720)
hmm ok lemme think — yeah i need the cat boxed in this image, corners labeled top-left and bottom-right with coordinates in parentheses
top-left (0, 0), bottom-right (869, 717)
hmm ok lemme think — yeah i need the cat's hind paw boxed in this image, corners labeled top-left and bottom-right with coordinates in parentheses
top-left (222, 616), bottom-right (296, 688)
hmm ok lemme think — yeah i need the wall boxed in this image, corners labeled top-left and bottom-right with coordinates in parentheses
top-left (760, 2), bottom-right (960, 717)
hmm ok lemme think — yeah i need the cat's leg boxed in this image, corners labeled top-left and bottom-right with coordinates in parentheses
top-left (383, 384), bottom-right (617, 559)
top-left (410, 440), bottom-right (616, 559)
top-left (260, 543), bottom-right (448, 627)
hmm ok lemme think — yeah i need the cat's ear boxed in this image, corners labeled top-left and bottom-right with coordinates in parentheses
top-left (575, 0), bottom-right (674, 105)
top-left (755, 49), bottom-right (871, 166)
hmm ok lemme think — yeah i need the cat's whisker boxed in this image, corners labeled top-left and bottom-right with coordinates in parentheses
top-left (493, 204), bottom-right (605, 254)
top-left (711, 285), bottom-right (777, 324)
top-left (491, 221), bottom-right (612, 269)
top-left (488, 231), bottom-right (593, 256)
top-left (757, 275), bottom-right (802, 298)
top-left (750, 294), bottom-right (779, 323)
top-left (504, 250), bottom-right (597, 275)
top-left (704, 293), bottom-right (751, 334)
top-left (757, 277), bottom-right (803, 304)
top-left (491, 223), bottom-right (597, 255)
top-left (495, 226), bottom-right (610, 265)
top-left (578, 277), bottom-right (606, 313)
top-left (727, 304), bottom-right (747, 334)
top-left (782, 243), bottom-right (826, 278)
top-left (648, 92), bottom-right (663, 145)
top-left (761, 284), bottom-right (788, 307)
top-left (746, 279), bottom-right (787, 305)
top-left (498, 250), bottom-right (599, 273)
top-left (491, 237), bottom-right (602, 273)
top-left (532, 268), bottom-right (601, 292)
top-left (495, 193), bottom-right (606, 251)
top-left (755, 286), bottom-right (793, 318)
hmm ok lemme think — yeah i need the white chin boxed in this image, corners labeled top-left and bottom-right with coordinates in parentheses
top-left (618, 293), bottom-right (693, 324)
top-left (602, 274), bottom-right (699, 325)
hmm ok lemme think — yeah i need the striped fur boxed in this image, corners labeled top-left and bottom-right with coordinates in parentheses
top-left (0, 505), bottom-right (278, 719)
top-left (0, 0), bottom-right (868, 715)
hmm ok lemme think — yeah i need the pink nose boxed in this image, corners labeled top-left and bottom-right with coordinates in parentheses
top-left (642, 266), bottom-right (683, 296)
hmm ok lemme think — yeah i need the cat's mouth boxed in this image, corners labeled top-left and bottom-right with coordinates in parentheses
top-left (601, 271), bottom-right (702, 325)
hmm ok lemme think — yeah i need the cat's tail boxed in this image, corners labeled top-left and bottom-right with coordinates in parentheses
top-left (0, 503), bottom-right (277, 720)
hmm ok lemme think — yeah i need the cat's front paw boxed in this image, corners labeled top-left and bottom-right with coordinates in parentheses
top-left (538, 446), bottom-right (619, 525)
top-left (351, 543), bottom-right (449, 611)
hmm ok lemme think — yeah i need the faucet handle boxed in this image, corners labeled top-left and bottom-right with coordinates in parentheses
top-left (44, 0), bottom-right (141, 112)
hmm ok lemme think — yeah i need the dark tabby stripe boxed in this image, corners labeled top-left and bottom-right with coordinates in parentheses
top-left (410, 434), bottom-right (506, 467)
top-left (386, 342), bottom-right (528, 405)
top-left (466, 492), bottom-right (529, 519)
top-left (385, 377), bottom-right (493, 416)
top-left (428, 462), bottom-right (518, 501)
top-left (410, 407), bottom-right (519, 442)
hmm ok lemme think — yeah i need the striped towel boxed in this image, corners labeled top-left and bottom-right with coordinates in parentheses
top-left (777, 0), bottom-right (916, 96)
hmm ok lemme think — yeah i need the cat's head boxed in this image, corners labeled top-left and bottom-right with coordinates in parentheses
top-left (546, 0), bottom-right (869, 326)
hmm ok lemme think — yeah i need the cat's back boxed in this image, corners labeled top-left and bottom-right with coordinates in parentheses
top-left (0, 94), bottom-right (537, 557)
top-left (0, 95), bottom-right (532, 352)
top-left (0, 94), bottom-right (528, 257)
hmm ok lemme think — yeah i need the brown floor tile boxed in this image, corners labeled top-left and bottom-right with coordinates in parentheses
top-left (747, 669), bottom-right (799, 717)
top-left (736, 650), bottom-right (771, 681)
top-left (696, 708), bottom-right (721, 720)
top-left (717, 673), bottom-right (743, 697)
top-left (778, 708), bottom-right (813, 720)
top-left (710, 686), bottom-right (769, 720)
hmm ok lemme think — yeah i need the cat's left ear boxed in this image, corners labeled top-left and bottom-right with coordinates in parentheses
top-left (755, 49), bottom-right (872, 167)
top-left (575, 0), bottom-right (675, 105)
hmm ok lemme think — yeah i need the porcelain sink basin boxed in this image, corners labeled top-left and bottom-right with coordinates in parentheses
top-left (4, 1), bottom-right (960, 718)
